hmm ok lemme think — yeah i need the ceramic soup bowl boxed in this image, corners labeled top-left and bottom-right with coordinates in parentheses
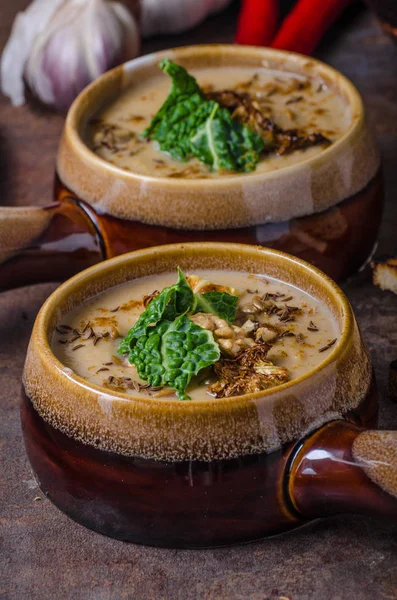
top-left (21, 243), bottom-right (397, 548)
top-left (0, 45), bottom-right (383, 291)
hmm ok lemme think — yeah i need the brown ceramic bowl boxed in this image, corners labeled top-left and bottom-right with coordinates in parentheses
top-left (0, 45), bottom-right (383, 291)
top-left (21, 243), bottom-right (397, 547)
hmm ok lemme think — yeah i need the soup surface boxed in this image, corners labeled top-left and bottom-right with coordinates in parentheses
top-left (52, 270), bottom-right (339, 400)
top-left (87, 65), bottom-right (351, 178)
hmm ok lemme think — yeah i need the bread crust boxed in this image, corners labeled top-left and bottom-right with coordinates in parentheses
top-left (372, 258), bottom-right (397, 295)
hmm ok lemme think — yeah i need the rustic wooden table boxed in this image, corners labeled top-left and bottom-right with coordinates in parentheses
top-left (1, 2), bottom-right (396, 599)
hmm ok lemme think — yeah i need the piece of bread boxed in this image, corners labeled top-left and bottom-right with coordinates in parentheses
top-left (371, 257), bottom-right (397, 295)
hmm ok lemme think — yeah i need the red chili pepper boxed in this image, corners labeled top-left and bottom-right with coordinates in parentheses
top-left (271, 0), bottom-right (353, 55)
top-left (235, 0), bottom-right (279, 46)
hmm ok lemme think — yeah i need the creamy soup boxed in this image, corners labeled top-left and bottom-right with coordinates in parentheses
top-left (52, 271), bottom-right (339, 400)
top-left (87, 65), bottom-right (351, 178)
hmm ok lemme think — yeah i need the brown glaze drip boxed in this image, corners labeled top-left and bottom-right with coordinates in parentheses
top-left (59, 169), bottom-right (383, 284)
top-left (20, 375), bottom-right (389, 547)
top-left (21, 390), bottom-right (301, 547)
top-left (0, 168), bottom-right (383, 291)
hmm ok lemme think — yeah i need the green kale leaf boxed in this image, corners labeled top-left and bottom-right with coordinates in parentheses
top-left (118, 268), bottom-right (195, 354)
top-left (142, 58), bottom-right (213, 162)
top-left (195, 291), bottom-right (238, 324)
top-left (129, 315), bottom-right (220, 400)
top-left (143, 58), bottom-right (203, 136)
top-left (119, 270), bottom-right (241, 399)
top-left (142, 59), bottom-right (264, 172)
top-left (190, 104), bottom-right (264, 172)
top-left (129, 320), bottom-right (168, 387)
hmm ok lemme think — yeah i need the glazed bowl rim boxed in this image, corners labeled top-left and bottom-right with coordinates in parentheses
top-left (32, 242), bottom-right (354, 408)
top-left (64, 43), bottom-right (364, 188)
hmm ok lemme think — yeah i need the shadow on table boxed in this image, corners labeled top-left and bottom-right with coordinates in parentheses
top-left (0, 127), bottom-right (10, 206)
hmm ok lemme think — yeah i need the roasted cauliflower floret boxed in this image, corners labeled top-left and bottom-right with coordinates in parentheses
top-left (255, 326), bottom-right (279, 343)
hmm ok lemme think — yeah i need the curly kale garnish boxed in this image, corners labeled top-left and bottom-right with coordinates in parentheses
top-left (195, 291), bottom-right (238, 324)
top-left (142, 59), bottom-right (264, 173)
top-left (142, 59), bottom-right (204, 161)
top-left (190, 103), bottom-right (264, 173)
top-left (118, 268), bottom-right (194, 354)
top-left (130, 315), bottom-right (220, 400)
top-left (120, 269), bottom-right (237, 353)
top-left (119, 269), bottom-right (238, 399)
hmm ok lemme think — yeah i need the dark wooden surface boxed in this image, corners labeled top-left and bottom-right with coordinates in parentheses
top-left (1, 3), bottom-right (397, 599)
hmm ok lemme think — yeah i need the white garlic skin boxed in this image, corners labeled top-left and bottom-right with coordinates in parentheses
top-left (1, 0), bottom-right (65, 107)
top-left (27, 0), bottom-right (139, 111)
top-left (2, 0), bottom-right (139, 111)
top-left (1, 0), bottom-right (234, 111)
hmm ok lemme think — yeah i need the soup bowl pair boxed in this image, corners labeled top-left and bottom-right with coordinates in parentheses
top-left (22, 242), bottom-right (397, 547)
top-left (0, 44), bottom-right (383, 291)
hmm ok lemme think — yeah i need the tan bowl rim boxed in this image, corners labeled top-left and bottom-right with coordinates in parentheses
top-left (34, 242), bottom-right (354, 408)
top-left (65, 44), bottom-right (364, 187)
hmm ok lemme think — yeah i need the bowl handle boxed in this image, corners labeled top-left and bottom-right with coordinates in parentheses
top-left (288, 421), bottom-right (397, 520)
top-left (0, 199), bottom-right (104, 291)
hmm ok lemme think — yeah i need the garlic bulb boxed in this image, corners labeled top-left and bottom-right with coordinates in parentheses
top-left (1, 0), bottom-right (139, 111)
top-left (141, 0), bottom-right (233, 37)
top-left (1, 0), bottom-right (64, 107)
